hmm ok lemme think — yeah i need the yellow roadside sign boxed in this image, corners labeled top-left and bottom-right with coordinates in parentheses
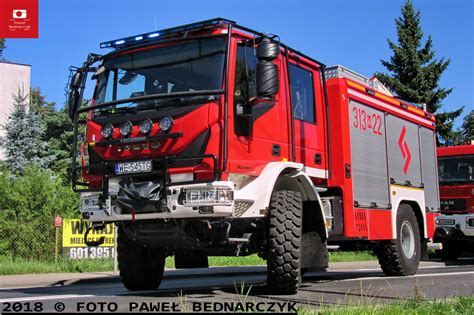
top-left (62, 219), bottom-right (115, 259)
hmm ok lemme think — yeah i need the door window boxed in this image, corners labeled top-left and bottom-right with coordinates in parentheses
top-left (289, 64), bottom-right (315, 123)
top-left (234, 45), bottom-right (258, 106)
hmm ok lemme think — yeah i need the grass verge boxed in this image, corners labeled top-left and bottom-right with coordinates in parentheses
top-left (300, 296), bottom-right (474, 314)
top-left (0, 256), bottom-right (113, 275)
top-left (0, 251), bottom-right (376, 275)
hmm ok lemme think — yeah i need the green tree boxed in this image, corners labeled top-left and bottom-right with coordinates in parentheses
top-left (460, 110), bottom-right (474, 143)
top-left (375, 0), bottom-right (462, 144)
top-left (0, 90), bottom-right (51, 174)
top-left (30, 88), bottom-right (75, 176)
top-left (0, 38), bottom-right (5, 60)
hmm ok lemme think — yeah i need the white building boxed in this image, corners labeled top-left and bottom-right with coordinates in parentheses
top-left (0, 62), bottom-right (31, 160)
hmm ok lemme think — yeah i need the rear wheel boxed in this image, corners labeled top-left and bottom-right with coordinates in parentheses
top-left (374, 204), bottom-right (421, 276)
top-left (117, 228), bottom-right (165, 291)
top-left (266, 190), bottom-right (302, 294)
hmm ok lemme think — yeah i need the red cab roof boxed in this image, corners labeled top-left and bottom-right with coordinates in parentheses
top-left (437, 144), bottom-right (474, 157)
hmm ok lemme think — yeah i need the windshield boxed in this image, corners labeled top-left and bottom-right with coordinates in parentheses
top-left (93, 37), bottom-right (226, 113)
top-left (438, 154), bottom-right (474, 184)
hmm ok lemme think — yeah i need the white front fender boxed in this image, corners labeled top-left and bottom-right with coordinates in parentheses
top-left (233, 162), bottom-right (327, 238)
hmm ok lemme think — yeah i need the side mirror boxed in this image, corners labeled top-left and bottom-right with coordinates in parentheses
top-left (70, 72), bottom-right (83, 89)
top-left (235, 37), bottom-right (280, 136)
top-left (256, 37), bottom-right (280, 60)
top-left (68, 89), bottom-right (80, 120)
top-left (68, 71), bottom-right (84, 120)
top-left (256, 37), bottom-right (279, 99)
top-left (256, 61), bottom-right (278, 99)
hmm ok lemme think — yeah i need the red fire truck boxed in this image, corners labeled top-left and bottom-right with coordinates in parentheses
top-left (67, 18), bottom-right (439, 294)
top-left (435, 144), bottom-right (474, 259)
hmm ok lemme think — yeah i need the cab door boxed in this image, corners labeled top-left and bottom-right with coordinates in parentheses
top-left (287, 59), bottom-right (327, 179)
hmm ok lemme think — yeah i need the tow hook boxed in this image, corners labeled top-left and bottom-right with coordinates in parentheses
top-left (84, 223), bottom-right (106, 246)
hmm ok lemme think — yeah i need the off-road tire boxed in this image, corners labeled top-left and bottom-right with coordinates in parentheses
top-left (266, 190), bottom-right (302, 294)
top-left (117, 228), bottom-right (165, 291)
top-left (374, 204), bottom-right (421, 276)
top-left (436, 241), bottom-right (460, 260)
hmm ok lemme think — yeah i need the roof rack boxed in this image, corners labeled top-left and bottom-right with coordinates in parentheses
top-left (100, 18), bottom-right (236, 49)
top-left (325, 65), bottom-right (427, 110)
top-left (324, 65), bottom-right (394, 96)
top-left (98, 17), bottom-right (327, 69)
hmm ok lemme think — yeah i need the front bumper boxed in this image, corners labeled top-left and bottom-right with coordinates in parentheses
top-left (80, 181), bottom-right (234, 222)
top-left (435, 213), bottom-right (474, 238)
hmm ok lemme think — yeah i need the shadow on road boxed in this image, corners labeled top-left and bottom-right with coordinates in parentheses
top-left (2, 260), bottom-right (473, 307)
top-left (429, 257), bottom-right (474, 266)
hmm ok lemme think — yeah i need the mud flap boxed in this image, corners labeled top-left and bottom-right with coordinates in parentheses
top-left (175, 250), bottom-right (209, 269)
top-left (301, 231), bottom-right (328, 269)
top-left (420, 239), bottom-right (429, 261)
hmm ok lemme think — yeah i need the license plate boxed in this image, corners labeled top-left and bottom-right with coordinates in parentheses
top-left (115, 160), bottom-right (152, 175)
top-left (436, 218), bottom-right (455, 226)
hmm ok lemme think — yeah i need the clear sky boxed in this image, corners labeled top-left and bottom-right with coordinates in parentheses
top-left (3, 0), bottom-right (473, 127)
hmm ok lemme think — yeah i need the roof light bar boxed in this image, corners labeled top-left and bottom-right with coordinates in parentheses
top-left (99, 18), bottom-right (235, 50)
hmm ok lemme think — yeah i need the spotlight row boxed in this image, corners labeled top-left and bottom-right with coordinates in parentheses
top-left (100, 116), bottom-right (173, 138)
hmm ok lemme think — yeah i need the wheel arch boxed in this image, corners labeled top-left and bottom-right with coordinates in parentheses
top-left (235, 162), bottom-right (328, 238)
top-left (397, 200), bottom-right (426, 240)
top-left (390, 185), bottom-right (428, 239)
top-left (274, 171), bottom-right (328, 240)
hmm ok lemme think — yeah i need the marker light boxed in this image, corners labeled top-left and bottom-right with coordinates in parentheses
top-left (99, 19), bottom-right (236, 49)
top-left (139, 118), bottom-right (153, 135)
top-left (159, 116), bottom-right (173, 132)
top-left (182, 187), bottom-right (233, 206)
top-left (100, 123), bottom-right (114, 139)
top-left (120, 121), bottom-right (133, 137)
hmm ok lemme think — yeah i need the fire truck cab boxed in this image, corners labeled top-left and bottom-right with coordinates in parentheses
top-left (435, 144), bottom-right (474, 259)
top-left (67, 18), bottom-right (439, 294)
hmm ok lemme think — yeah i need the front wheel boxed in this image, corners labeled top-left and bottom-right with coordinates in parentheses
top-left (374, 204), bottom-right (421, 276)
top-left (266, 190), bottom-right (302, 294)
top-left (117, 228), bottom-right (166, 291)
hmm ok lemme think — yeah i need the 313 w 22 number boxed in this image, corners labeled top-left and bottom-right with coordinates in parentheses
top-left (353, 107), bottom-right (382, 136)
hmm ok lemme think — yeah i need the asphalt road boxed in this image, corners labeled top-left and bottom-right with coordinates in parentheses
top-left (0, 259), bottom-right (473, 313)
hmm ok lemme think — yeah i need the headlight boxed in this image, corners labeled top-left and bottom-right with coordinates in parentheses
top-left (182, 187), bottom-right (233, 206)
top-left (139, 118), bottom-right (153, 135)
top-left (120, 121), bottom-right (133, 137)
top-left (159, 115), bottom-right (173, 132)
top-left (100, 123), bottom-right (114, 139)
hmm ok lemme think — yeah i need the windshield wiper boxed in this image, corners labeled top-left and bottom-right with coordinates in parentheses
top-left (137, 95), bottom-right (219, 110)
top-left (95, 106), bottom-right (138, 116)
top-left (78, 90), bottom-right (224, 114)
